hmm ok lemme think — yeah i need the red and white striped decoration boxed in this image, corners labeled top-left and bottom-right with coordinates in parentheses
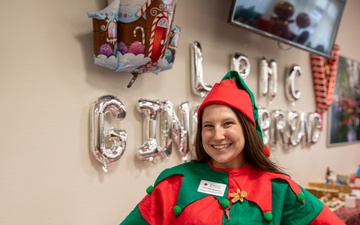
top-left (311, 44), bottom-right (340, 116)
top-left (136, 0), bottom-right (155, 17)
top-left (148, 12), bottom-right (168, 58)
top-left (159, 14), bottom-right (170, 60)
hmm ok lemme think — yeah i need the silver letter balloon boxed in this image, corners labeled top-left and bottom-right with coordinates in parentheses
top-left (136, 99), bottom-right (162, 163)
top-left (231, 52), bottom-right (250, 81)
top-left (191, 41), bottom-right (212, 98)
top-left (285, 65), bottom-right (302, 105)
top-left (259, 58), bottom-right (278, 102)
top-left (90, 95), bottom-right (127, 172)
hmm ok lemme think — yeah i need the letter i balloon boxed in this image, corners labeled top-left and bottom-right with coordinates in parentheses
top-left (87, 0), bottom-right (181, 87)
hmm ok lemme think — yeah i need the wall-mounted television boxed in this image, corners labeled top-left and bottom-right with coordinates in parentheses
top-left (228, 0), bottom-right (347, 58)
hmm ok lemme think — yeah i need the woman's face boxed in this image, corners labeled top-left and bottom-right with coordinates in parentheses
top-left (201, 104), bottom-right (246, 169)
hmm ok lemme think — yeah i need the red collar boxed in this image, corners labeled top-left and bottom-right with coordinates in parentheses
top-left (207, 161), bottom-right (303, 214)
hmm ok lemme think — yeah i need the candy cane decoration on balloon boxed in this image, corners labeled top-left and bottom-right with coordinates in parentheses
top-left (136, 0), bottom-right (155, 17)
top-left (133, 26), bottom-right (145, 46)
top-left (311, 44), bottom-right (340, 129)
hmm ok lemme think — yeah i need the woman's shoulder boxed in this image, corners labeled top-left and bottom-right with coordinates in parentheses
top-left (263, 171), bottom-right (305, 199)
top-left (155, 161), bottom-right (207, 185)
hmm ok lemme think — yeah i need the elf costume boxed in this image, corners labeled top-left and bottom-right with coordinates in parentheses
top-left (120, 71), bottom-right (344, 225)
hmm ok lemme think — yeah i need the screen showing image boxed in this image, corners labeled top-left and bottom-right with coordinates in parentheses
top-left (228, 0), bottom-right (347, 57)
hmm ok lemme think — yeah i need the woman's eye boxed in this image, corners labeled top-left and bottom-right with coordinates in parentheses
top-left (224, 121), bottom-right (234, 127)
top-left (203, 124), bottom-right (213, 128)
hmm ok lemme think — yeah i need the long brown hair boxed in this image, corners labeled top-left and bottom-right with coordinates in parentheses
top-left (194, 106), bottom-right (288, 175)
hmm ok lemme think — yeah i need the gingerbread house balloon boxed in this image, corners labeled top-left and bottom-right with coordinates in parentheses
top-left (88, 0), bottom-right (181, 82)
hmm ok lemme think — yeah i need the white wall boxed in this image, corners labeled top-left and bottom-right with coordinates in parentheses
top-left (0, 0), bottom-right (359, 224)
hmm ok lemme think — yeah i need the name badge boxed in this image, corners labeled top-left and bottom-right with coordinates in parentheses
top-left (197, 180), bottom-right (226, 197)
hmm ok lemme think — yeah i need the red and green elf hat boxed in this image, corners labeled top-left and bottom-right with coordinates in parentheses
top-left (198, 70), bottom-right (270, 157)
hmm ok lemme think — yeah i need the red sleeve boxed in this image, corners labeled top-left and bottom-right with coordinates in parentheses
top-left (138, 175), bottom-right (183, 224)
top-left (310, 206), bottom-right (346, 225)
top-left (138, 174), bottom-right (224, 225)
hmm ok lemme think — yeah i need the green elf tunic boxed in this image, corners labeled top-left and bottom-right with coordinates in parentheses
top-left (120, 161), bottom-right (344, 225)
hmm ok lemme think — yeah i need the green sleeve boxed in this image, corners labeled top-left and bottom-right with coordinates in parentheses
top-left (119, 204), bottom-right (149, 225)
top-left (272, 180), bottom-right (324, 224)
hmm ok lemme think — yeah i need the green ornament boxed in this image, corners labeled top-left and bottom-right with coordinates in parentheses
top-left (297, 192), bottom-right (305, 202)
top-left (263, 211), bottom-right (273, 222)
top-left (219, 198), bottom-right (230, 209)
top-left (173, 205), bottom-right (182, 216)
top-left (146, 185), bottom-right (154, 194)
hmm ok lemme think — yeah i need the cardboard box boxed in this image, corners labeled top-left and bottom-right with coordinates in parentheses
top-left (307, 180), bottom-right (352, 195)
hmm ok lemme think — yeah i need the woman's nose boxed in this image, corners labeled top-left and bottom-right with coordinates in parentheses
top-left (213, 127), bottom-right (225, 140)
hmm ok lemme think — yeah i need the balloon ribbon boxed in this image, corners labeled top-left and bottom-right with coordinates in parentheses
top-left (127, 72), bottom-right (139, 88)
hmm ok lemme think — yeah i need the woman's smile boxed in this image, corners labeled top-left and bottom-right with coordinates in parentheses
top-left (212, 143), bottom-right (232, 150)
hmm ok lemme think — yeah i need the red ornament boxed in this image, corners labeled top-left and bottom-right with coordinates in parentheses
top-left (296, 13), bottom-right (311, 28)
top-left (274, 1), bottom-right (294, 19)
top-left (263, 146), bottom-right (270, 157)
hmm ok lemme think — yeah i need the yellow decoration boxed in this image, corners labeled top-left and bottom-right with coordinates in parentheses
top-left (229, 188), bottom-right (247, 203)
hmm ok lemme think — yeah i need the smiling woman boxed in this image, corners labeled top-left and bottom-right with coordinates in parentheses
top-left (119, 70), bottom-right (345, 225)
top-left (200, 104), bottom-right (246, 169)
